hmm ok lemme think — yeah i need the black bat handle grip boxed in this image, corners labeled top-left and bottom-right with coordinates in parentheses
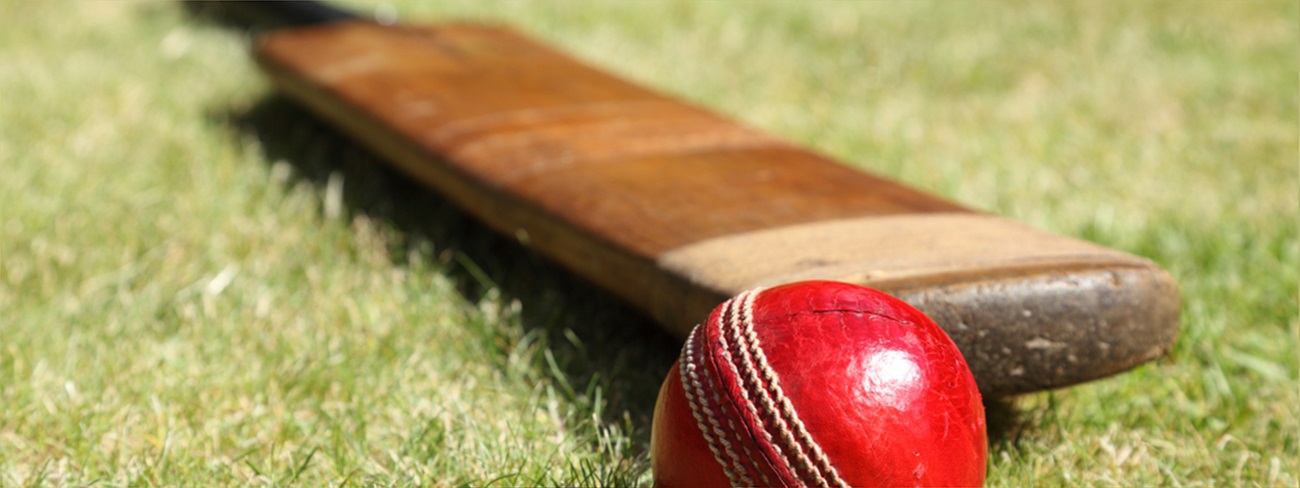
top-left (189, 0), bottom-right (362, 30)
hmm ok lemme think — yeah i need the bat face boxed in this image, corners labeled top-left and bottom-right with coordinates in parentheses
top-left (252, 21), bottom-right (1178, 396)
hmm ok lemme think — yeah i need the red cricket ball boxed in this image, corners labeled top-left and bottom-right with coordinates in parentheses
top-left (651, 281), bottom-right (987, 487)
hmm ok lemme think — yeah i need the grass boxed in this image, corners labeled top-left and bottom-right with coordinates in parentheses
top-left (1, 0), bottom-right (1295, 485)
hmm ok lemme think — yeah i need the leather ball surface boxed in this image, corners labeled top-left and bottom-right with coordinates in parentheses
top-left (651, 280), bottom-right (987, 487)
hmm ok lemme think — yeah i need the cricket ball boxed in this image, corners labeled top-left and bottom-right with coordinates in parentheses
top-left (651, 281), bottom-right (986, 487)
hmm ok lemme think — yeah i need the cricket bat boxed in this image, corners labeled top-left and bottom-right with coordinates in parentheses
top-left (205, 0), bottom-right (1179, 396)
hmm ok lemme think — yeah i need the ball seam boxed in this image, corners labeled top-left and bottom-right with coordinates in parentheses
top-left (681, 323), bottom-right (753, 486)
top-left (735, 288), bottom-right (850, 488)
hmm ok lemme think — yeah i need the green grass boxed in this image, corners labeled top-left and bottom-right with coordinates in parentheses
top-left (1, 0), bottom-right (1295, 485)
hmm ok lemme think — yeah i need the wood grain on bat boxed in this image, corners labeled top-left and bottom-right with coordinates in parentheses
top-left (252, 21), bottom-right (1178, 395)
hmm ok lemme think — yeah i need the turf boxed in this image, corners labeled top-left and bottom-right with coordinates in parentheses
top-left (1, 0), bottom-right (1295, 485)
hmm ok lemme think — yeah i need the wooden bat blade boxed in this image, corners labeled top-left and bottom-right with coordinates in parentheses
top-left (251, 22), bottom-right (1178, 396)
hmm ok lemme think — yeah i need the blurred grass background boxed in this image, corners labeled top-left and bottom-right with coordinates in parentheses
top-left (1, 0), bottom-right (1295, 485)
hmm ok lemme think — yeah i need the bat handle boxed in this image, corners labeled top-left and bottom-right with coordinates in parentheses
top-left (189, 0), bottom-right (362, 30)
